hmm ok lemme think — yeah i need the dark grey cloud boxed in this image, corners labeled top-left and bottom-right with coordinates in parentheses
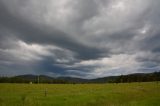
top-left (0, 0), bottom-right (160, 78)
top-left (0, 1), bottom-right (106, 60)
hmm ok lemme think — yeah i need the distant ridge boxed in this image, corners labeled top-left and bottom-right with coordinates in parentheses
top-left (15, 74), bottom-right (55, 81)
top-left (0, 71), bottom-right (160, 83)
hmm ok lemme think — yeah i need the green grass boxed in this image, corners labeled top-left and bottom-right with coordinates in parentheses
top-left (0, 82), bottom-right (160, 106)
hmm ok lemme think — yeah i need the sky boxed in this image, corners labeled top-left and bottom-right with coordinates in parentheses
top-left (0, 0), bottom-right (160, 79)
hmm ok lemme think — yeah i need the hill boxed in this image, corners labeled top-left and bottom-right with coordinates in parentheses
top-left (0, 71), bottom-right (160, 83)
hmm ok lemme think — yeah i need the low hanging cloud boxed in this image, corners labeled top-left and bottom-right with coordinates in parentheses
top-left (0, 0), bottom-right (160, 78)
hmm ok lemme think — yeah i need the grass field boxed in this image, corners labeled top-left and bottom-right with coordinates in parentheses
top-left (0, 82), bottom-right (160, 106)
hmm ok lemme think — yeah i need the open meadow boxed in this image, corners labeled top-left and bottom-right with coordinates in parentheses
top-left (0, 82), bottom-right (160, 106)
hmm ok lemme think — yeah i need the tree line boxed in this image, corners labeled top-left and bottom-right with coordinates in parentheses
top-left (114, 72), bottom-right (160, 83)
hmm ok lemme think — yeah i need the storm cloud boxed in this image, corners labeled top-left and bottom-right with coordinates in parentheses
top-left (0, 0), bottom-right (160, 78)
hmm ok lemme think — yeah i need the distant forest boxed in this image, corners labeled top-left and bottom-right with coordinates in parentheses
top-left (0, 72), bottom-right (160, 84)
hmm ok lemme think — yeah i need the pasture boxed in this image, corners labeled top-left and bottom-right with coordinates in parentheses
top-left (0, 82), bottom-right (160, 106)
